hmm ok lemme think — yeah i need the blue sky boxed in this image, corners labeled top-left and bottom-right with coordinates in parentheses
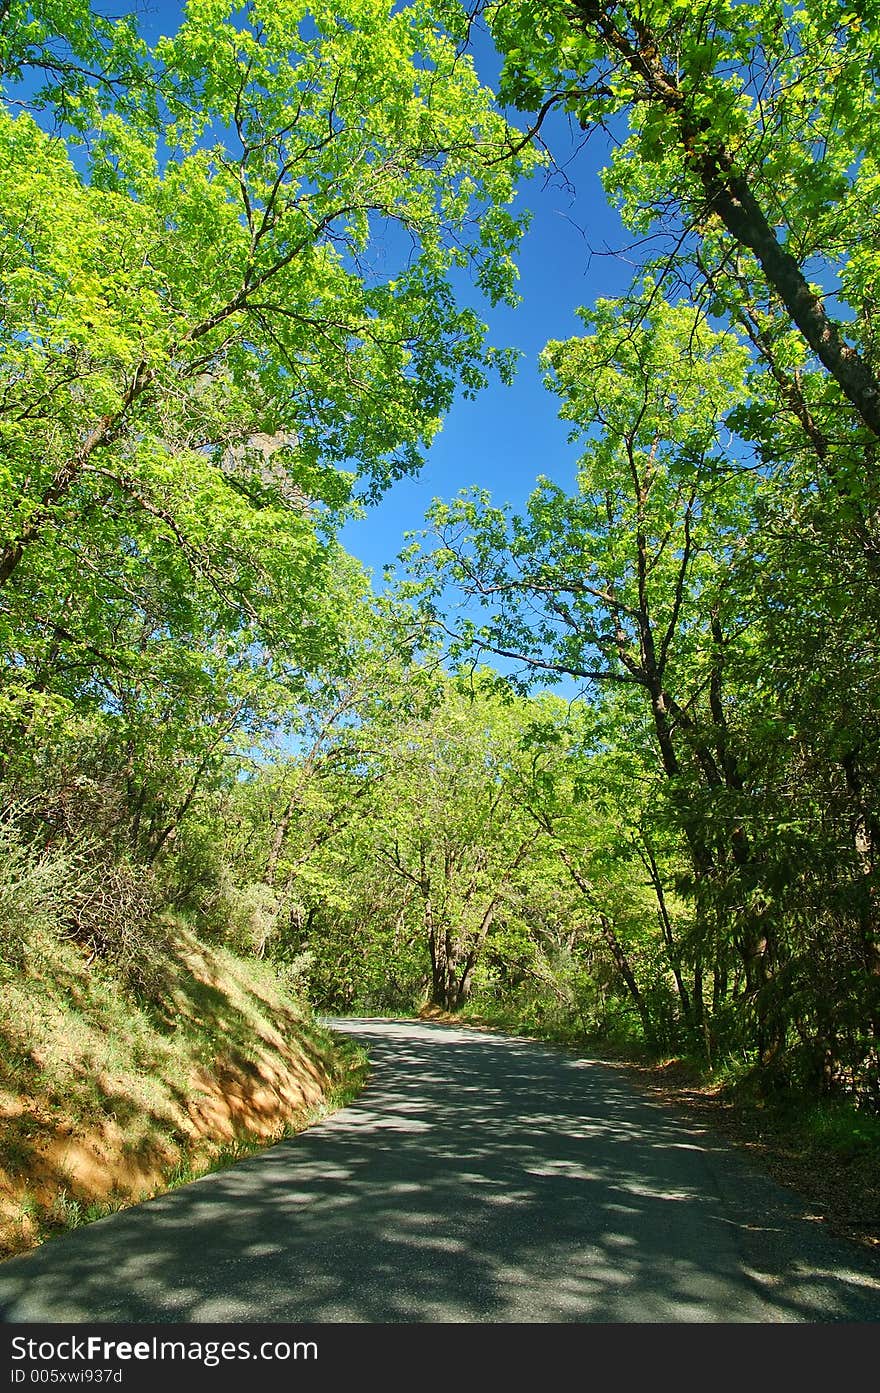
top-left (335, 39), bottom-right (633, 584)
top-left (343, 101), bottom-right (633, 584)
top-left (132, 3), bottom-right (631, 582)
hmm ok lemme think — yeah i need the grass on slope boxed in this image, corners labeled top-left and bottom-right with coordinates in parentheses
top-left (0, 918), bottom-right (368, 1259)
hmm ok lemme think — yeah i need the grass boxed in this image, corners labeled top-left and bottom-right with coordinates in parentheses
top-left (0, 919), bottom-right (370, 1260)
top-left (800, 1097), bottom-right (880, 1158)
top-left (6, 1033), bottom-right (373, 1255)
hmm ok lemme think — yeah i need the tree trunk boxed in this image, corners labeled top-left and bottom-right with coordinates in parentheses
top-left (641, 839), bottom-right (692, 1028)
top-left (569, 1), bottom-right (880, 439)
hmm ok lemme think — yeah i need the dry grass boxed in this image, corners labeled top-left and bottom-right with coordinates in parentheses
top-left (0, 919), bottom-right (358, 1259)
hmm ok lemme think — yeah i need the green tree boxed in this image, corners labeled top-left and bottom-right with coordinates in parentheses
top-left (397, 0), bottom-right (880, 1095)
top-left (231, 662), bottom-right (559, 1013)
top-left (404, 293), bottom-right (836, 1065)
top-left (486, 0), bottom-right (880, 439)
top-left (0, 0), bottom-right (537, 825)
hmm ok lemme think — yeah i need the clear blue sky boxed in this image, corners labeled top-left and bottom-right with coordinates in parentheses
top-left (134, 3), bottom-right (631, 582)
top-left (332, 18), bottom-right (633, 584)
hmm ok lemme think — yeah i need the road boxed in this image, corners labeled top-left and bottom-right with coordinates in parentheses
top-left (1, 1018), bottom-right (879, 1322)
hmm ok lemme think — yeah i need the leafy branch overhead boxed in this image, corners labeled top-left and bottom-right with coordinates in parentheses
top-left (0, 0), bottom-right (537, 698)
top-left (489, 0), bottom-right (880, 440)
top-left (1, 0), bottom-right (878, 1113)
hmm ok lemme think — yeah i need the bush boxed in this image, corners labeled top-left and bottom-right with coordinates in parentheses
top-left (64, 859), bottom-right (168, 1001)
top-left (0, 804), bottom-right (169, 1002)
top-left (203, 871), bottom-right (283, 957)
top-left (0, 808), bottom-right (89, 969)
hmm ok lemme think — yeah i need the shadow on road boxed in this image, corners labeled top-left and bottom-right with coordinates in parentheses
top-left (1, 1019), bottom-right (879, 1322)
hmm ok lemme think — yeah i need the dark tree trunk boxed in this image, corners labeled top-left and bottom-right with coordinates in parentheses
top-left (569, 1), bottom-right (880, 439)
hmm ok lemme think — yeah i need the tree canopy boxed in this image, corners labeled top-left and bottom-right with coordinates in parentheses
top-left (1, 0), bottom-right (878, 1110)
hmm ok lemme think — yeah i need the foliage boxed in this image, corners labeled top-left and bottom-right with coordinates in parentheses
top-left (391, 0), bottom-right (880, 1102)
top-left (2, 0), bottom-right (879, 1133)
top-left (0, 0), bottom-right (537, 842)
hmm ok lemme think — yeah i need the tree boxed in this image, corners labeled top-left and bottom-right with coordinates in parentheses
top-left (367, 674), bottom-right (543, 1009)
top-left (405, 286), bottom-right (879, 1078)
top-left (378, 0), bottom-right (879, 1096)
top-left (0, 0), bottom-right (151, 128)
top-left (0, 0), bottom-right (538, 821)
top-left (228, 661), bottom-right (560, 1013)
top-left (485, 0), bottom-right (880, 440)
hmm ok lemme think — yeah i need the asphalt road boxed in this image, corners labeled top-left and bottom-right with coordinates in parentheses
top-left (2, 1017), bottom-right (879, 1322)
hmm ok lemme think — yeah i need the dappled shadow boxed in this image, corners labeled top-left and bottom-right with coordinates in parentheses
top-left (2, 1019), bottom-right (879, 1322)
top-left (0, 938), bottom-right (334, 1255)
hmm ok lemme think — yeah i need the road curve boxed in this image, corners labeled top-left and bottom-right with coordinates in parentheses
top-left (1, 1018), bottom-right (879, 1322)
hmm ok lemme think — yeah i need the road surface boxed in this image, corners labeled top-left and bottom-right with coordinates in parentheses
top-left (1, 1018), bottom-right (879, 1322)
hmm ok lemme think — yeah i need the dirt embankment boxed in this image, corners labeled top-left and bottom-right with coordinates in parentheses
top-left (0, 928), bottom-right (348, 1259)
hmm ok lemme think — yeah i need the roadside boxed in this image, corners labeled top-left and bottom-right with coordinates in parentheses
top-left (0, 922), bottom-right (369, 1261)
top-left (607, 1055), bottom-right (880, 1257)
top-left (7, 1015), bottom-right (879, 1323)
top-left (420, 1006), bottom-right (880, 1259)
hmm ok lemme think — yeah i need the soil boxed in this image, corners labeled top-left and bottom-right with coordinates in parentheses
top-left (0, 1048), bottom-right (329, 1259)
